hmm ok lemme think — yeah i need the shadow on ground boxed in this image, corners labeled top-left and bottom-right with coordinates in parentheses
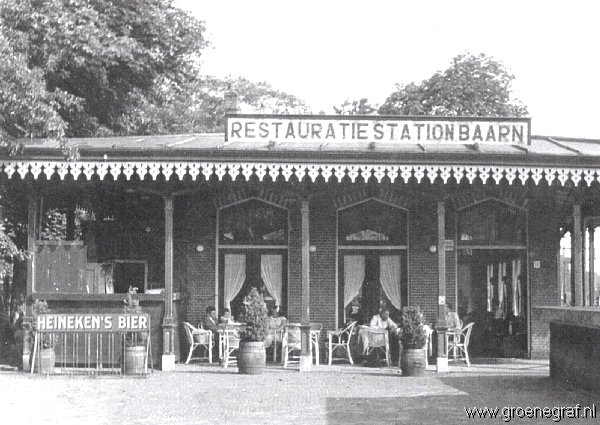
top-left (326, 376), bottom-right (598, 425)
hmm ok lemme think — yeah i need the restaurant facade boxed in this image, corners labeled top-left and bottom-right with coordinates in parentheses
top-left (5, 111), bottom-right (600, 370)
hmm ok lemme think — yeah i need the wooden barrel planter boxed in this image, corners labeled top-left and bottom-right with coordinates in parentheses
top-left (237, 341), bottom-right (266, 375)
top-left (124, 346), bottom-right (147, 374)
top-left (32, 348), bottom-right (56, 374)
top-left (400, 348), bottom-right (426, 377)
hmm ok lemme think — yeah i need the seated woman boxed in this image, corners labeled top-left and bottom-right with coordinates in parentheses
top-left (219, 308), bottom-right (235, 325)
top-left (263, 305), bottom-right (287, 350)
top-left (358, 307), bottom-right (399, 363)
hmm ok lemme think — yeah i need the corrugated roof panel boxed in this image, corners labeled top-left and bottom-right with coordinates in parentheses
top-left (569, 141), bottom-right (600, 156)
top-left (17, 132), bottom-right (600, 161)
top-left (529, 137), bottom-right (580, 155)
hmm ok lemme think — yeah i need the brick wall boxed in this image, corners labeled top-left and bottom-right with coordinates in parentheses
top-left (287, 200), bottom-right (302, 322)
top-left (308, 195), bottom-right (337, 331)
top-left (175, 181), bottom-right (565, 361)
top-left (409, 197), bottom-right (439, 325)
top-left (528, 195), bottom-right (561, 359)
top-left (175, 194), bottom-right (217, 326)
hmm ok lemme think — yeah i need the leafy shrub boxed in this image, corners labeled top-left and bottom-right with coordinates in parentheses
top-left (398, 308), bottom-right (428, 349)
top-left (238, 287), bottom-right (270, 342)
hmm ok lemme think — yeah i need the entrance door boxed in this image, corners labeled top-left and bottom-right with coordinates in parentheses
top-left (337, 199), bottom-right (408, 326)
top-left (217, 198), bottom-right (289, 320)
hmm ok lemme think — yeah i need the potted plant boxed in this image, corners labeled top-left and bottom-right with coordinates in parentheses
top-left (30, 299), bottom-right (56, 374)
top-left (123, 286), bottom-right (147, 374)
top-left (398, 307), bottom-right (428, 377)
top-left (236, 287), bottom-right (269, 374)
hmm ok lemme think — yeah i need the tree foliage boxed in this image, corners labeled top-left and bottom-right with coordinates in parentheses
top-left (118, 75), bottom-right (311, 135)
top-left (0, 0), bottom-right (208, 144)
top-left (0, 1), bottom-right (310, 144)
top-left (379, 53), bottom-right (528, 117)
top-left (334, 98), bottom-right (377, 115)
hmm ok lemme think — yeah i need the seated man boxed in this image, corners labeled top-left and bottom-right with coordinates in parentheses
top-left (201, 306), bottom-right (220, 337)
top-left (200, 306), bottom-right (220, 359)
top-left (445, 303), bottom-right (462, 331)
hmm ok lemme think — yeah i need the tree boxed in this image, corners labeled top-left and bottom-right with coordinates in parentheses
top-left (0, 1), bottom-right (310, 141)
top-left (0, 0), bottom-right (208, 141)
top-left (116, 75), bottom-right (311, 135)
top-left (334, 98), bottom-right (377, 115)
top-left (0, 32), bottom-right (73, 157)
top-left (378, 53), bottom-right (528, 117)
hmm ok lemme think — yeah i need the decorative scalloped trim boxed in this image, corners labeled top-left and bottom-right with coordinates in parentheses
top-left (2, 161), bottom-right (599, 186)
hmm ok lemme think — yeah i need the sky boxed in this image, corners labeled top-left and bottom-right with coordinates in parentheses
top-left (174, 0), bottom-right (600, 139)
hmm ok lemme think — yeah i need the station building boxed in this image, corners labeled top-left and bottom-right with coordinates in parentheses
top-left (5, 111), bottom-right (599, 368)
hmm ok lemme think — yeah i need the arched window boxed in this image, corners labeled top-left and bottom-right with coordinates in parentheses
top-left (219, 199), bottom-right (287, 245)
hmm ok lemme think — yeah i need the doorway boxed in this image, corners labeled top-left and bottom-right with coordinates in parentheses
top-left (458, 249), bottom-right (527, 358)
top-left (338, 251), bottom-right (406, 325)
top-left (219, 250), bottom-right (287, 320)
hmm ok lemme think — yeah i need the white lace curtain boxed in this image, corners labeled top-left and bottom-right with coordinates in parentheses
top-left (344, 255), bottom-right (365, 307)
top-left (261, 254), bottom-right (282, 306)
top-left (487, 264), bottom-right (494, 312)
top-left (379, 255), bottom-right (402, 310)
top-left (224, 254), bottom-right (246, 309)
top-left (498, 261), bottom-right (507, 317)
top-left (512, 259), bottom-right (522, 316)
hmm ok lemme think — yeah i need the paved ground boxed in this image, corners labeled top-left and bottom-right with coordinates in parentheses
top-left (1, 359), bottom-right (598, 425)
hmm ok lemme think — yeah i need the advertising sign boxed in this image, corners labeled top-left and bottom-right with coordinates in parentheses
top-left (35, 313), bottom-right (149, 333)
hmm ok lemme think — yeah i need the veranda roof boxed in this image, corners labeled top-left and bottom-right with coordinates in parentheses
top-left (4, 133), bottom-right (600, 186)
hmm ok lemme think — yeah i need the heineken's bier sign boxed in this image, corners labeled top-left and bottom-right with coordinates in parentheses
top-left (36, 313), bottom-right (149, 332)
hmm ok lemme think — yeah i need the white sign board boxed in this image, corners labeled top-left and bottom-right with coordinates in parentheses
top-left (226, 115), bottom-right (531, 145)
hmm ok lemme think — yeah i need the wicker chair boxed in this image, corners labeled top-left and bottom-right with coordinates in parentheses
top-left (327, 321), bottom-right (357, 365)
top-left (222, 326), bottom-right (241, 368)
top-left (282, 323), bottom-right (302, 368)
top-left (182, 322), bottom-right (213, 364)
top-left (446, 322), bottom-right (475, 367)
top-left (365, 328), bottom-right (390, 366)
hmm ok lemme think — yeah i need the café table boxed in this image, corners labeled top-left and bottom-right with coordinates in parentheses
top-left (217, 323), bottom-right (246, 361)
top-left (280, 323), bottom-right (322, 365)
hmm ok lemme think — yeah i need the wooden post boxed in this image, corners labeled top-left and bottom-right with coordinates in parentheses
top-left (583, 225), bottom-right (589, 306)
top-left (436, 201), bottom-right (448, 372)
top-left (572, 205), bottom-right (583, 306)
top-left (162, 196), bottom-right (176, 371)
top-left (589, 227), bottom-right (596, 306)
top-left (299, 200), bottom-right (311, 372)
top-left (22, 195), bottom-right (37, 371)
